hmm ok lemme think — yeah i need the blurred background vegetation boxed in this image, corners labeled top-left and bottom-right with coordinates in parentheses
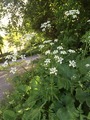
top-left (0, 0), bottom-right (90, 62)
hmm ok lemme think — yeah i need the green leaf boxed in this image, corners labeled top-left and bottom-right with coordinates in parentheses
top-left (76, 88), bottom-right (87, 103)
top-left (3, 110), bottom-right (16, 120)
top-left (56, 108), bottom-right (71, 120)
top-left (87, 112), bottom-right (90, 120)
top-left (86, 97), bottom-right (90, 107)
top-left (58, 77), bottom-right (71, 90)
top-left (17, 85), bottom-right (30, 93)
top-left (22, 108), bottom-right (41, 120)
top-left (59, 64), bottom-right (75, 79)
top-left (78, 57), bottom-right (90, 74)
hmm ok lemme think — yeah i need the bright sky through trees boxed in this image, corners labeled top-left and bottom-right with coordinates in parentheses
top-left (0, 0), bottom-right (28, 37)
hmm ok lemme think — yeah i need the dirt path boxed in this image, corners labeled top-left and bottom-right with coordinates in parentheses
top-left (0, 55), bottom-right (40, 101)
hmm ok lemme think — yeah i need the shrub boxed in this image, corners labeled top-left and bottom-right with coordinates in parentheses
top-left (0, 39), bottom-right (90, 120)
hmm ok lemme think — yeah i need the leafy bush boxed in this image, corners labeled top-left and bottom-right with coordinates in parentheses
top-left (0, 0), bottom-right (90, 119)
top-left (0, 39), bottom-right (90, 120)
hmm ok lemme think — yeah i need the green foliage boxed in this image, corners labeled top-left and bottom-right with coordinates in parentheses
top-left (0, 40), bottom-right (90, 119)
top-left (0, 0), bottom-right (90, 120)
top-left (23, 0), bottom-right (90, 49)
top-left (3, 110), bottom-right (16, 120)
top-left (20, 33), bottom-right (45, 56)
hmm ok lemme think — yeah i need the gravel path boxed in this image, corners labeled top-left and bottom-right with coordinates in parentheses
top-left (0, 55), bottom-right (40, 101)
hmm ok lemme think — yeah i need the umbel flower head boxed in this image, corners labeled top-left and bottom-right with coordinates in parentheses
top-left (10, 67), bottom-right (17, 74)
top-left (40, 21), bottom-right (51, 32)
top-left (69, 60), bottom-right (76, 68)
top-left (44, 59), bottom-right (51, 66)
top-left (49, 67), bottom-right (58, 75)
top-left (45, 50), bottom-right (51, 55)
top-left (2, 60), bottom-right (8, 67)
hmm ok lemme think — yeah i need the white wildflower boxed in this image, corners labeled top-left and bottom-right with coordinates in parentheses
top-left (54, 55), bottom-right (59, 60)
top-left (87, 20), bottom-right (90, 23)
top-left (76, 10), bottom-right (80, 14)
top-left (65, 11), bottom-right (69, 16)
top-left (39, 45), bottom-right (44, 49)
top-left (2, 60), bottom-right (8, 67)
top-left (69, 60), bottom-right (76, 68)
top-left (72, 15), bottom-right (77, 19)
top-left (54, 39), bottom-right (58, 42)
top-left (40, 23), bottom-right (45, 28)
top-left (10, 67), bottom-right (17, 74)
top-left (60, 51), bottom-right (67, 54)
top-left (40, 21), bottom-right (51, 31)
top-left (47, 21), bottom-right (50, 23)
top-left (43, 40), bottom-right (52, 44)
top-left (85, 64), bottom-right (90, 67)
top-left (44, 59), bottom-right (51, 65)
top-left (20, 55), bottom-right (26, 60)
top-left (54, 55), bottom-right (64, 64)
top-left (68, 49), bottom-right (75, 53)
top-left (57, 46), bottom-right (63, 50)
top-left (53, 50), bottom-right (58, 54)
top-left (65, 10), bottom-right (80, 17)
top-left (47, 23), bottom-right (51, 28)
top-left (42, 28), bottom-right (46, 32)
top-left (50, 67), bottom-right (58, 75)
top-left (57, 57), bottom-right (64, 64)
top-left (5, 55), bottom-right (12, 60)
top-left (45, 50), bottom-right (51, 55)
top-left (12, 56), bottom-right (17, 62)
top-left (50, 42), bottom-right (53, 45)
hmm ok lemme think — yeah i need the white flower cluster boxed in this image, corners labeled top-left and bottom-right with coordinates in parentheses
top-left (5, 55), bottom-right (12, 59)
top-left (50, 42), bottom-right (54, 46)
top-left (49, 67), bottom-right (58, 75)
top-left (43, 40), bottom-right (54, 46)
top-left (45, 50), bottom-right (51, 55)
top-left (20, 55), bottom-right (26, 60)
top-left (85, 64), bottom-right (90, 67)
top-left (60, 50), bottom-right (67, 55)
top-left (54, 55), bottom-right (64, 64)
top-left (53, 50), bottom-right (58, 55)
top-left (57, 46), bottom-right (63, 50)
top-left (54, 39), bottom-right (58, 42)
top-left (68, 49), bottom-right (75, 53)
top-left (87, 20), bottom-right (90, 23)
top-left (2, 52), bottom-right (27, 75)
top-left (69, 60), bottom-right (76, 68)
top-left (10, 67), bottom-right (17, 74)
top-left (39, 45), bottom-right (45, 49)
top-left (44, 59), bottom-right (51, 66)
top-left (43, 40), bottom-right (52, 44)
top-left (2, 53), bottom-right (18, 67)
top-left (40, 39), bottom-right (77, 76)
top-left (2, 60), bottom-right (8, 67)
top-left (40, 21), bottom-right (51, 32)
top-left (65, 9), bottom-right (80, 19)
